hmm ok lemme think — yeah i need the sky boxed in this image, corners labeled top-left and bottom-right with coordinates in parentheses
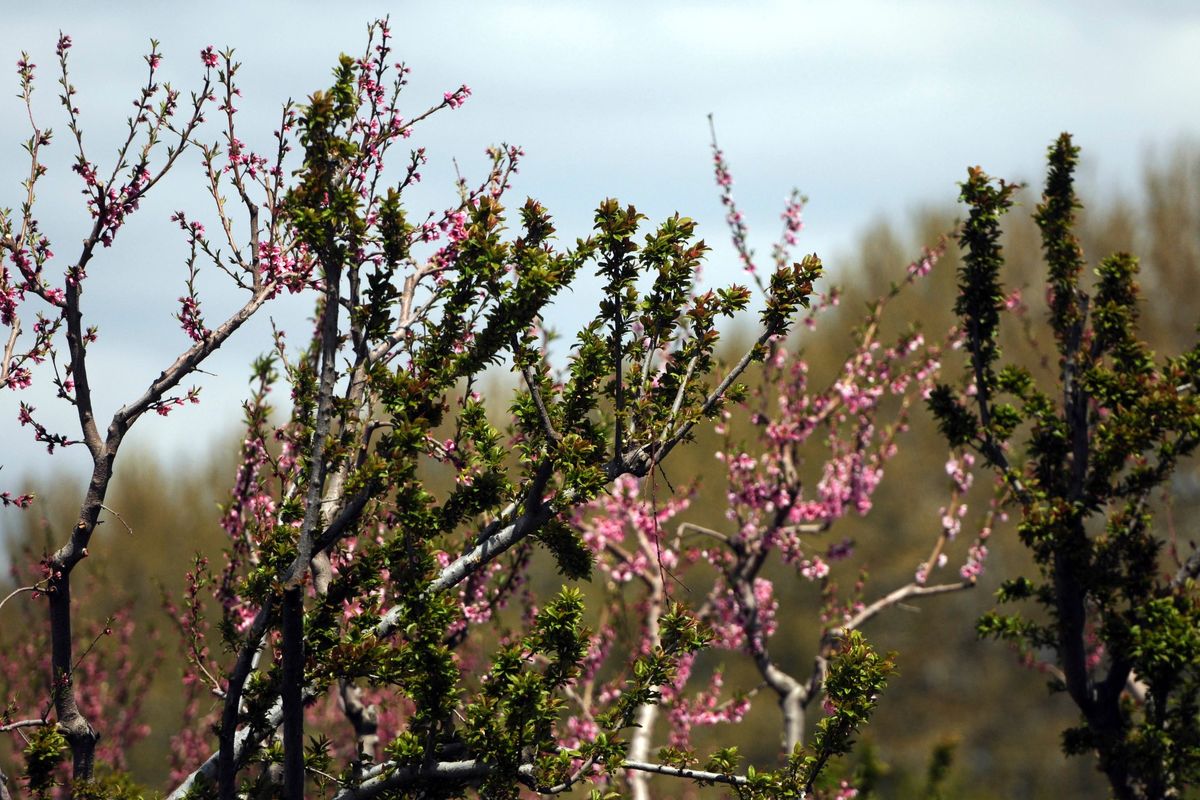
top-left (2, 1), bottom-right (1200, 523)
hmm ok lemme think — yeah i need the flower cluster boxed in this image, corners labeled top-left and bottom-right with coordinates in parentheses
top-left (662, 658), bottom-right (752, 748)
top-left (711, 141), bottom-right (755, 276)
top-left (0, 490), bottom-right (33, 508)
top-left (443, 83), bottom-right (471, 109)
top-left (258, 240), bottom-right (317, 296)
top-left (771, 189), bottom-right (807, 270)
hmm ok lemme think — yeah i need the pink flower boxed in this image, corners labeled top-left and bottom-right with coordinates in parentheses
top-left (779, 192), bottom-right (805, 245)
top-left (834, 780), bottom-right (860, 799)
top-left (5, 365), bottom-right (32, 390)
top-left (444, 84), bottom-right (471, 109)
top-left (800, 557), bottom-right (829, 581)
top-left (907, 254), bottom-right (935, 278)
top-left (177, 295), bottom-right (210, 342)
top-left (200, 46), bottom-right (219, 68)
top-left (258, 240), bottom-right (315, 296)
top-left (960, 543), bottom-right (988, 581)
top-left (558, 716), bottom-right (600, 751)
top-left (0, 491), bottom-right (34, 508)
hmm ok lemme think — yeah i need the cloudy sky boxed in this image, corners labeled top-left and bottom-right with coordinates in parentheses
top-left (2, 1), bottom-right (1200, 513)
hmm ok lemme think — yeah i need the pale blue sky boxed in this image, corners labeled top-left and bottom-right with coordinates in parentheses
top-left (2, 1), bottom-right (1200, 521)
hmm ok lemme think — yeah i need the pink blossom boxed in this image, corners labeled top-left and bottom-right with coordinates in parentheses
top-left (834, 780), bottom-right (860, 799)
top-left (5, 365), bottom-right (32, 390)
top-left (444, 84), bottom-right (471, 109)
top-left (177, 295), bottom-right (210, 342)
top-left (778, 191), bottom-right (806, 250)
top-left (0, 491), bottom-right (33, 508)
top-left (558, 715), bottom-right (600, 750)
top-left (960, 542), bottom-right (988, 581)
top-left (258, 240), bottom-right (316, 296)
top-left (800, 557), bottom-right (829, 581)
top-left (663, 661), bottom-right (751, 748)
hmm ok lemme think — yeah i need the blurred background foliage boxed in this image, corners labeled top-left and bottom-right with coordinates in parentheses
top-left (3, 143), bottom-right (1199, 797)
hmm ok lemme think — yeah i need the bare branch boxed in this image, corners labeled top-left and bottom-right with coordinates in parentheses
top-left (0, 718), bottom-right (48, 733)
top-left (321, 755), bottom-right (755, 800)
top-left (0, 585), bottom-right (39, 616)
top-left (830, 579), bottom-right (974, 640)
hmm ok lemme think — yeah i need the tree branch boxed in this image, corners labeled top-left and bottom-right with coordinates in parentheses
top-left (322, 756), bottom-right (755, 800)
top-left (828, 579), bottom-right (974, 640)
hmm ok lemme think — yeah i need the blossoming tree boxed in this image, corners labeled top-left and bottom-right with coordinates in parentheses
top-left (0, 21), bottom-right (994, 800)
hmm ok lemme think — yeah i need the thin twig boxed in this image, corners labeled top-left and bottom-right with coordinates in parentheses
top-left (512, 333), bottom-right (561, 444)
top-left (830, 579), bottom-right (973, 639)
top-left (0, 585), bottom-right (39, 615)
top-left (99, 503), bottom-right (134, 536)
top-left (676, 521), bottom-right (731, 545)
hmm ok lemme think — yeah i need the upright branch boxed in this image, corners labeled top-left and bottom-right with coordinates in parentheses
top-left (0, 31), bottom-right (318, 789)
top-left (930, 134), bottom-right (1200, 800)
